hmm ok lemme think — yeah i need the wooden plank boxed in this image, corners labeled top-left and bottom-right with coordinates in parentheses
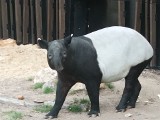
top-left (58, 0), bottom-right (65, 39)
top-left (157, 0), bottom-right (160, 67)
top-left (150, 0), bottom-right (156, 67)
top-left (15, 0), bottom-right (22, 44)
top-left (23, 0), bottom-right (29, 44)
top-left (118, 0), bottom-right (125, 26)
top-left (0, 1), bottom-right (2, 39)
top-left (35, 0), bottom-right (43, 39)
top-left (47, 0), bottom-right (54, 41)
top-left (56, 0), bottom-right (59, 39)
top-left (9, 0), bottom-right (15, 39)
top-left (145, 0), bottom-right (150, 40)
top-left (134, 0), bottom-right (142, 32)
top-left (1, 0), bottom-right (8, 39)
top-left (30, 0), bottom-right (35, 44)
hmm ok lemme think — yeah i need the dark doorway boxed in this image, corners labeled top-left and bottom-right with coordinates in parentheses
top-left (65, 0), bottom-right (118, 37)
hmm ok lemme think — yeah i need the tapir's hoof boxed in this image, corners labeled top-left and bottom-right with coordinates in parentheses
top-left (88, 110), bottom-right (100, 117)
top-left (127, 105), bottom-right (135, 109)
top-left (116, 108), bottom-right (126, 112)
top-left (45, 113), bottom-right (57, 119)
top-left (116, 106), bottom-right (126, 112)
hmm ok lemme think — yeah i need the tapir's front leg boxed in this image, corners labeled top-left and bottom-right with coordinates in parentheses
top-left (45, 75), bottom-right (75, 119)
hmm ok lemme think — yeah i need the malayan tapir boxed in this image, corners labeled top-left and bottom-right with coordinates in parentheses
top-left (38, 26), bottom-right (153, 119)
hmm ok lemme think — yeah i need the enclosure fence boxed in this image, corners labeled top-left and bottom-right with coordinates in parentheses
top-left (0, 0), bottom-right (160, 68)
top-left (0, 0), bottom-right (65, 44)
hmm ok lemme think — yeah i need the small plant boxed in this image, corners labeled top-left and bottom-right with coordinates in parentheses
top-left (43, 87), bottom-right (54, 94)
top-left (34, 105), bottom-right (52, 113)
top-left (106, 83), bottom-right (114, 90)
top-left (80, 98), bottom-right (90, 104)
top-left (67, 98), bottom-right (90, 113)
top-left (33, 83), bottom-right (44, 89)
top-left (68, 104), bottom-right (82, 113)
top-left (3, 111), bottom-right (23, 120)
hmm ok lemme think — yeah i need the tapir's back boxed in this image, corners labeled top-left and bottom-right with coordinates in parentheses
top-left (85, 26), bottom-right (153, 82)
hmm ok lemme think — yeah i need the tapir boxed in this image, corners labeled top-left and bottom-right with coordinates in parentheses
top-left (38, 26), bottom-right (153, 119)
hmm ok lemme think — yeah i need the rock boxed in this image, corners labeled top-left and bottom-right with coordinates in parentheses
top-left (71, 83), bottom-right (86, 91)
top-left (144, 101), bottom-right (149, 105)
top-left (100, 83), bottom-right (106, 89)
top-left (0, 96), bottom-right (36, 107)
top-left (34, 99), bottom-right (44, 103)
top-left (42, 81), bottom-right (55, 91)
top-left (44, 101), bottom-right (55, 106)
top-left (34, 67), bottom-right (57, 84)
top-left (158, 94), bottom-right (160, 99)
top-left (17, 95), bottom-right (24, 100)
top-left (125, 113), bottom-right (132, 117)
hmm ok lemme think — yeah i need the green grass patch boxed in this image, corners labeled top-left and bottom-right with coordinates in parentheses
top-left (67, 98), bottom-right (90, 113)
top-left (3, 111), bottom-right (23, 120)
top-left (34, 105), bottom-right (52, 113)
top-left (43, 87), bottom-right (54, 94)
top-left (80, 98), bottom-right (90, 104)
top-left (68, 104), bottom-right (82, 113)
top-left (33, 83), bottom-right (44, 89)
top-left (106, 83), bottom-right (114, 90)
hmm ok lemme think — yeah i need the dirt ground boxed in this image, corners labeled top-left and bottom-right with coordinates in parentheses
top-left (0, 39), bottom-right (160, 120)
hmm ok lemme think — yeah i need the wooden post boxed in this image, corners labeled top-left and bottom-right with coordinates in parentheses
top-left (58, 0), bottom-right (65, 39)
top-left (35, 0), bottom-right (43, 39)
top-left (47, 0), bottom-right (54, 41)
top-left (118, 0), bottom-right (125, 26)
top-left (30, 0), bottom-right (35, 44)
top-left (0, 1), bottom-right (2, 39)
top-left (1, 0), bottom-right (8, 39)
top-left (15, 0), bottom-right (22, 44)
top-left (145, 0), bottom-right (150, 41)
top-left (55, 0), bottom-right (59, 39)
top-left (150, 0), bottom-right (156, 67)
top-left (23, 0), bottom-right (29, 44)
top-left (9, 0), bottom-right (15, 39)
top-left (134, 0), bottom-right (142, 32)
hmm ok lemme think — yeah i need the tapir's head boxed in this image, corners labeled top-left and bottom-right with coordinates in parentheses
top-left (37, 35), bottom-right (72, 72)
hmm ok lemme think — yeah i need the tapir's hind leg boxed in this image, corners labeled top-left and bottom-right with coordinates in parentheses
top-left (116, 58), bottom-right (152, 112)
top-left (127, 79), bottom-right (141, 108)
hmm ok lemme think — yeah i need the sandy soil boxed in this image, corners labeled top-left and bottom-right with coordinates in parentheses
top-left (0, 39), bottom-right (160, 120)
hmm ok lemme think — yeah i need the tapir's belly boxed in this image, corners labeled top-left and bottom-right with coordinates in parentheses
top-left (100, 62), bottom-right (130, 83)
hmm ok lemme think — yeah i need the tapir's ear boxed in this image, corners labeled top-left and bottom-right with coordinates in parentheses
top-left (64, 34), bottom-right (73, 47)
top-left (37, 38), bottom-right (48, 49)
